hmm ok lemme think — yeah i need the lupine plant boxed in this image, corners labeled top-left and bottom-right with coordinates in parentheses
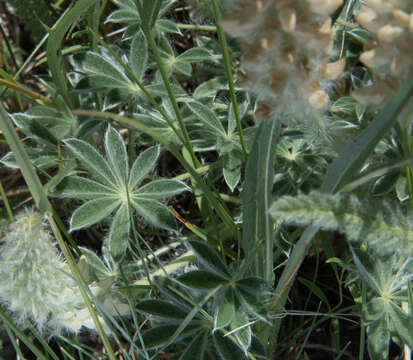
top-left (1, 0), bottom-right (413, 359)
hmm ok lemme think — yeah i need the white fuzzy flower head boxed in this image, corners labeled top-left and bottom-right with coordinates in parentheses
top-left (221, 0), bottom-right (343, 104)
top-left (0, 209), bottom-right (90, 333)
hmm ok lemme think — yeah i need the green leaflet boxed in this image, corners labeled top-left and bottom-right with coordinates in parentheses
top-left (130, 30), bottom-right (148, 80)
top-left (187, 100), bottom-right (226, 136)
top-left (70, 198), bottom-right (121, 231)
top-left (128, 145), bottom-right (160, 189)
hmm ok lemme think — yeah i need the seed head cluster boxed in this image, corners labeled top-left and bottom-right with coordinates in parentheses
top-left (221, 0), bottom-right (344, 111)
top-left (0, 209), bottom-right (91, 333)
top-left (355, 0), bottom-right (413, 103)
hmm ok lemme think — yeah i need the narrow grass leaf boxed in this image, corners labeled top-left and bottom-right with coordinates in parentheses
top-left (0, 104), bottom-right (52, 212)
top-left (242, 116), bottom-right (281, 282)
top-left (298, 277), bottom-right (330, 309)
top-left (108, 204), bottom-right (130, 261)
top-left (128, 145), bottom-right (160, 189)
top-left (105, 126), bottom-right (128, 183)
top-left (70, 198), bottom-right (120, 231)
top-left (134, 179), bottom-right (190, 199)
top-left (64, 138), bottom-right (118, 187)
top-left (47, 0), bottom-right (98, 106)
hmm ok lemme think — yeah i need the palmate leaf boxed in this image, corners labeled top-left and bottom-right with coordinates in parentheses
top-left (59, 126), bottom-right (189, 259)
top-left (223, 154), bottom-right (241, 192)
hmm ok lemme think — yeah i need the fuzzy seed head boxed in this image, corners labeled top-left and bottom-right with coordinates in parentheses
top-left (0, 209), bottom-right (90, 333)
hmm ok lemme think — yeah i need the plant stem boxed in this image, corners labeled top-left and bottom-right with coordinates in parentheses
top-left (0, 78), bottom-right (55, 106)
top-left (210, 0), bottom-right (247, 160)
top-left (177, 24), bottom-right (216, 31)
top-left (144, 28), bottom-right (199, 167)
top-left (173, 161), bottom-right (221, 181)
top-left (0, 180), bottom-right (14, 221)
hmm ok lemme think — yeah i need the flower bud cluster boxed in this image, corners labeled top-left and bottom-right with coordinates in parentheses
top-left (221, 0), bottom-right (344, 111)
top-left (355, 0), bottom-right (413, 103)
top-left (0, 209), bottom-right (92, 333)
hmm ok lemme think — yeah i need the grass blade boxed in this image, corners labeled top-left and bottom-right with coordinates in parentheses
top-left (242, 116), bottom-right (281, 282)
top-left (47, 0), bottom-right (99, 106)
